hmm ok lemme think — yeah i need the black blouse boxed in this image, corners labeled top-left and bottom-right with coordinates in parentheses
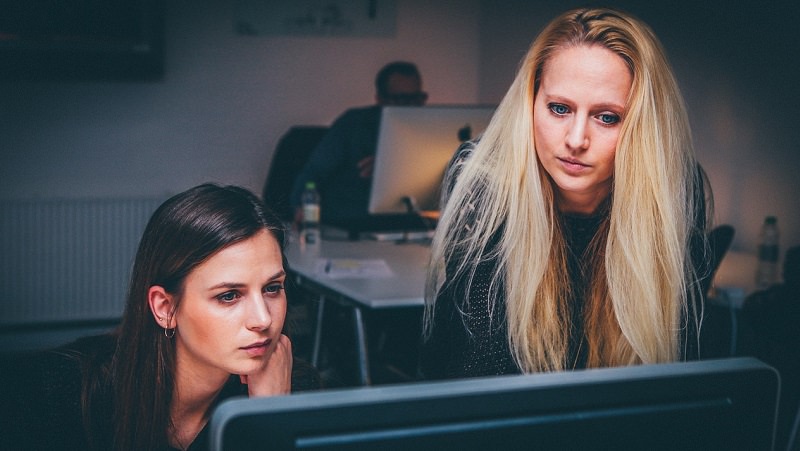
top-left (0, 334), bottom-right (321, 451)
top-left (420, 212), bottom-right (604, 379)
top-left (419, 142), bottom-right (708, 380)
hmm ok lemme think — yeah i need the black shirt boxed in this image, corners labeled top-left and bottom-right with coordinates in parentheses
top-left (0, 334), bottom-right (320, 451)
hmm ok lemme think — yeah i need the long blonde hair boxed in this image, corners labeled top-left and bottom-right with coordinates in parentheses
top-left (425, 7), bottom-right (706, 373)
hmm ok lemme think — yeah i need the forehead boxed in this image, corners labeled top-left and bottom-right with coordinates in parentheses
top-left (539, 44), bottom-right (631, 102)
top-left (189, 230), bottom-right (283, 281)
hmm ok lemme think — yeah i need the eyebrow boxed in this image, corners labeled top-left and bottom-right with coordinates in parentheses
top-left (543, 94), bottom-right (626, 112)
top-left (207, 270), bottom-right (286, 291)
top-left (592, 102), bottom-right (626, 112)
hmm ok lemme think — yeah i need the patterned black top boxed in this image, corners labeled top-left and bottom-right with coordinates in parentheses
top-left (420, 141), bottom-right (707, 380)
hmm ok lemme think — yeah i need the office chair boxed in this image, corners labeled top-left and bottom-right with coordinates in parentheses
top-left (262, 126), bottom-right (328, 223)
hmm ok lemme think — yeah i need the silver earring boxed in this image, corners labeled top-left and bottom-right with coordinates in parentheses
top-left (164, 327), bottom-right (175, 339)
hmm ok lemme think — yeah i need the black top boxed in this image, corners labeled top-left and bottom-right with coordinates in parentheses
top-left (0, 334), bottom-right (321, 451)
top-left (420, 142), bottom-right (708, 380)
top-left (420, 213), bottom-right (605, 379)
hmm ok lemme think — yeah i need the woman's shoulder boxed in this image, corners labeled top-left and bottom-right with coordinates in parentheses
top-left (3, 334), bottom-right (114, 397)
top-left (57, 333), bottom-right (118, 359)
top-left (0, 334), bottom-right (116, 450)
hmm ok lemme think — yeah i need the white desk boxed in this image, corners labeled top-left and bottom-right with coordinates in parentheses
top-left (712, 249), bottom-right (759, 308)
top-left (285, 239), bottom-right (430, 385)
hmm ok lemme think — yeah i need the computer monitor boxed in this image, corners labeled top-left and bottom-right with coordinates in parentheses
top-left (209, 357), bottom-right (779, 450)
top-left (368, 105), bottom-right (495, 215)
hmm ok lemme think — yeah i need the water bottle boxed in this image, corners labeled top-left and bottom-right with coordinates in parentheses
top-left (755, 215), bottom-right (779, 290)
top-left (301, 181), bottom-right (321, 248)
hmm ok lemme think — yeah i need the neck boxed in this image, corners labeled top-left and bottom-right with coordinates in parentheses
top-left (169, 352), bottom-right (230, 449)
top-left (169, 381), bottom-right (226, 450)
top-left (556, 190), bottom-right (610, 216)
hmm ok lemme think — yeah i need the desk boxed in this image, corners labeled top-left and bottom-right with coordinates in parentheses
top-left (285, 239), bottom-right (429, 385)
top-left (712, 250), bottom-right (758, 303)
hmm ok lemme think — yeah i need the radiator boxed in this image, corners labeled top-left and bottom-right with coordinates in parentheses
top-left (0, 197), bottom-right (166, 327)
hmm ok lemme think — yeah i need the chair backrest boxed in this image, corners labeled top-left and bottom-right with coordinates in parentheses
top-left (262, 126), bottom-right (328, 222)
top-left (703, 224), bottom-right (736, 296)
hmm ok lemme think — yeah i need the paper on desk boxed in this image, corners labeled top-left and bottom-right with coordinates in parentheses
top-left (314, 258), bottom-right (394, 279)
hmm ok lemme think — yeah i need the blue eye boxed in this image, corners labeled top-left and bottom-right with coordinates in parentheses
top-left (264, 283), bottom-right (285, 296)
top-left (549, 103), bottom-right (569, 115)
top-left (598, 113), bottom-right (620, 125)
top-left (216, 291), bottom-right (240, 303)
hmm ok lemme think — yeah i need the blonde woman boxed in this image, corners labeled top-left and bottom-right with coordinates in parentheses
top-left (421, 7), bottom-right (711, 378)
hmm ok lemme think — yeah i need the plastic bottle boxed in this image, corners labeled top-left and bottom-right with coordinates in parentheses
top-left (301, 181), bottom-right (321, 248)
top-left (755, 215), bottom-right (779, 290)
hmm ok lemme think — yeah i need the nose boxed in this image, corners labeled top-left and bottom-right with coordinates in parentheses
top-left (246, 296), bottom-right (272, 332)
top-left (565, 116), bottom-right (589, 152)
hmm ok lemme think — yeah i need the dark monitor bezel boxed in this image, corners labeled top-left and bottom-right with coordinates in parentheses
top-left (209, 357), bottom-right (779, 450)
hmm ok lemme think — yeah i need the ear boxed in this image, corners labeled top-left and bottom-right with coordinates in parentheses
top-left (148, 285), bottom-right (177, 329)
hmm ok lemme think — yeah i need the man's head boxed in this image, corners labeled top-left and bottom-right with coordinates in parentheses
top-left (375, 61), bottom-right (428, 106)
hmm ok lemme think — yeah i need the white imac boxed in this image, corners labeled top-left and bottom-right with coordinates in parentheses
top-left (368, 105), bottom-right (495, 215)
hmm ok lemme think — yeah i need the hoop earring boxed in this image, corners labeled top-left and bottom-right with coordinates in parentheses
top-left (164, 327), bottom-right (175, 339)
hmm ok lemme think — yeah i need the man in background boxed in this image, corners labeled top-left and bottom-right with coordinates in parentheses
top-left (290, 61), bottom-right (428, 227)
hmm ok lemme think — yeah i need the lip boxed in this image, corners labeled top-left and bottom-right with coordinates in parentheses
top-left (241, 339), bottom-right (271, 357)
top-left (557, 156), bottom-right (591, 174)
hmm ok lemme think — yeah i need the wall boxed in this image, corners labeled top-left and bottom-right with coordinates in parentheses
top-left (0, 0), bottom-right (481, 201)
top-left (1, 0), bottom-right (798, 286)
top-left (477, 1), bottom-right (800, 283)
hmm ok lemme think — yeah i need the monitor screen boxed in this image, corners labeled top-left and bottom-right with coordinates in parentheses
top-left (368, 105), bottom-right (495, 215)
top-left (209, 357), bottom-right (779, 450)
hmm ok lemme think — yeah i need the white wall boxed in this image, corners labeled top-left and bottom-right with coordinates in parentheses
top-left (0, 0), bottom-right (480, 200)
top-left (1, 0), bottom-right (798, 282)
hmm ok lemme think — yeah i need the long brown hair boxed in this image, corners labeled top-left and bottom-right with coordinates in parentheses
top-left (85, 184), bottom-right (285, 450)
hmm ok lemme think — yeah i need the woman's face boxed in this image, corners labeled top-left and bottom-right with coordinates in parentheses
top-left (172, 229), bottom-right (287, 380)
top-left (533, 44), bottom-right (632, 215)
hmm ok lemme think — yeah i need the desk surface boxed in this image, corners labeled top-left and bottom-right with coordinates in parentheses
top-left (285, 239), bottom-right (430, 309)
top-left (712, 250), bottom-right (759, 309)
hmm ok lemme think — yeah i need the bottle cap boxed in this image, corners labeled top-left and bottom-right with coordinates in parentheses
top-left (305, 181), bottom-right (316, 190)
top-left (765, 216), bottom-right (777, 225)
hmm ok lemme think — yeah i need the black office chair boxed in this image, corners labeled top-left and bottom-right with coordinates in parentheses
top-left (262, 126), bottom-right (329, 223)
top-left (739, 245), bottom-right (800, 450)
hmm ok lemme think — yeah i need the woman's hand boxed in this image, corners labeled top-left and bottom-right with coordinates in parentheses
top-left (240, 334), bottom-right (293, 397)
